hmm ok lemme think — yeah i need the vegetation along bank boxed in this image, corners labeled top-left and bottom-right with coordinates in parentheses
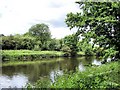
top-left (26, 61), bottom-right (120, 89)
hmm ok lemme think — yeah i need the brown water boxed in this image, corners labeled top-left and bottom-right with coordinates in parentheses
top-left (0, 56), bottom-right (102, 88)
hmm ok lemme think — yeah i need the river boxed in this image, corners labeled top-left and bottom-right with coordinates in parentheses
top-left (0, 56), bottom-right (102, 88)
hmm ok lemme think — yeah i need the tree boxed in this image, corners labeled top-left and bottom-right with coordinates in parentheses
top-left (2, 34), bottom-right (36, 50)
top-left (2, 35), bottom-right (16, 50)
top-left (29, 23), bottom-right (51, 50)
top-left (77, 39), bottom-right (94, 56)
top-left (47, 39), bottom-right (61, 51)
top-left (20, 36), bottom-right (35, 50)
top-left (63, 34), bottom-right (79, 56)
top-left (65, 2), bottom-right (120, 59)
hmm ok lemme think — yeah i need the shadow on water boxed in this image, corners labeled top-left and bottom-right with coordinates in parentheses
top-left (1, 56), bottom-right (102, 88)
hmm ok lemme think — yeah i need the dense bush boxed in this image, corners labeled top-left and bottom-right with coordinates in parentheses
top-left (85, 47), bottom-right (94, 56)
top-left (77, 40), bottom-right (94, 56)
top-left (63, 34), bottom-right (79, 56)
top-left (1, 35), bottom-right (63, 52)
top-left (1, 35), bottom-right (35, 50)
top-left (61, 45), bottom-right (71, 56)
top-left (47, 39), bottom-right (61, 51)
top-left (51, 61), bottom-right (120, 89)
top-left (26, 61), bottom-right (120, 89)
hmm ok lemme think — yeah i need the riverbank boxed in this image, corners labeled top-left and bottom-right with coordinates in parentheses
top-left (2, 50), bottom-right (64, 62)
top-left (27, 61), bottom-right (120, 89)
top-left (2, 50), bottom-right (85, 62)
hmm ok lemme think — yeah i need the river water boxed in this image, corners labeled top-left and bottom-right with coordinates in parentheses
top-left (0, 56), bottom-right (102, 88)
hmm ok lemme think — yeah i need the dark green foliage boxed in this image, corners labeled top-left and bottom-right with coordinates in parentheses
top-left (33, 45), bottom-right (41, 51)
top-left (63, 34), bottom-right (79, 56)
top-left (29, 23), bottom-right (51, 50)
top-left (65, 2), bottom-right (120, 59)
top-left (47, 39), bottom-right (61, 51)
top-left (2, 35), bottom-right (17, 50)
top-left (33, 77), bottom-right (51, 88)
top-left (77, 39), bottom-right (94, 56)
top-left (26, 61), bottom-right (120, 89)
top-left (20, 37), bottom-right (35, 50)
top-left (61, 45), bottom-right (71, 56)
top-left (51, 61), bottom-right (120, 89)
top-left (29, 23), bottom-right (51, 41)
top-left (84, 47), bottom-right (94, 56)
top-left (2, 35), bottom-right (35, 50)
top-left (25, 78), bottom-right (51, 88)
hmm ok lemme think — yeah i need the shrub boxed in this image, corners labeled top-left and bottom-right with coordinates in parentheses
top-left (51, 61), bottom-right (120, 89)
top-left (85, 48), bottom-right (94, 56)
top-left (61, 45), bottom-right (71, 56)
top-left (33, 45), bottom-right (41, 51)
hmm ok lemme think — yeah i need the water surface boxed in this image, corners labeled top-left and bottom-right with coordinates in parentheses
top-left (1, 56), bottom-right (102, 88)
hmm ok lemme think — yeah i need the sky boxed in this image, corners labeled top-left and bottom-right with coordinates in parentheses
top-left (0, 0), bottom-right (80, 39)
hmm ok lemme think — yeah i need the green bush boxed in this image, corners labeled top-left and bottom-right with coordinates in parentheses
top-left (85, 48), bottom-right (94, 56)
top-left (33, 45), bottom-right (41, 51)
top-left (51, 61), bottom-right (120, 89)
top-left (103, 47), bottom-right (118, 59)
top-left (61, 45), bottom-right (71, 56)
top-left (25, 61), bottom-right (120, 89)
top-left (26, 77), bottom-right (51, 88)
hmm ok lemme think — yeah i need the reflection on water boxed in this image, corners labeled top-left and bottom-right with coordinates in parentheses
top-left (50, 70), bottom-right (63, 83)
top-left (1, 56), bottom-right (102, 88)
top-left (0, 74), bottom-right (28, 89)
top-left (92, 59), bottom-right (101, 65)
top-left (78, 63), bottom-right (85, 71)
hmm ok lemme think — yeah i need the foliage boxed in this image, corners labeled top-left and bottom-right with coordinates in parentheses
top-left (61, 45), bottom-right (71, 56)
top-left (47, 39), bottom-right (61, 51)
top-left (103, 47), bottom-right (119, 59)
top-left (63, 34), bottom-right (79, 56)
top-left (65, 2), bottom-right (120, 59)
top-left (77, 40), bottom-right (94, 56)
top-left (2, 35), bottom-right (18, 50)
top-left (33, 45), bottom-right (41, 51)
top-left (1, 23), bottom-right (66, 52)
top-left (33, 77), bottom-right (51, 88)
top-left (2, 34), bottom-right (36, 50)
top-left (20, 36), bottom-right (35, 50)
top-left (77, 51), bottom-right (85, 56)
top-left (84, 47), bottom-right (94, 56)
top-left (26, 61), bottom-right (120, 89)
top-left (29, 23), bottom-right (51, 50)
top-left (51, 61), bottom-right (120, 89)
top-left (25, 77), bottom-right (51, 88)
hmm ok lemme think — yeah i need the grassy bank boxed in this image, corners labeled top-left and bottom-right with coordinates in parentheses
top-left (2, 50), bottom-right (65, 62)
top-left (27, 61), bottom-right (120, 89)
top-left (2, 50), bottom-right (85, 62)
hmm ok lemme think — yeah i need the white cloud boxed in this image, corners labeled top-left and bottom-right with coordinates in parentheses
top-left (50, 26), bottom-right (77, 39)
top-left (0, 0), bottom-right (79, 38)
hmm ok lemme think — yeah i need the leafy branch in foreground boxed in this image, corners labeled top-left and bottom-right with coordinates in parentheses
top-left (66, 2), bottom-right (120, 59)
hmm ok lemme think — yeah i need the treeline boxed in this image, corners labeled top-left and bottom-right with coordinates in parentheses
top-left (1, 23), bottom-right (97, 56)
top-left (1, 34), bottom-right (61, 51)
